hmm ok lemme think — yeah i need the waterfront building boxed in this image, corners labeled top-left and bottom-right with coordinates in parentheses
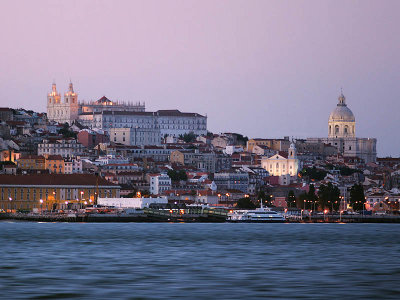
top-left (97, 197), bottom-right (167, 209)
top-left (307, 92), bottom-right (377, 163)
top-left (261, 143), bottom-right (299, 177)
top-left (149, 173), bottom-right (172, 195)
top-left (213, 171), bottom-right (249, 193)
top-left (0, 174), bottom-right (120, 211)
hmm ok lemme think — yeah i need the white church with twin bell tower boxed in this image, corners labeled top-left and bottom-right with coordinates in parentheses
top-left (47, 82), bottom-right (79, 125)
top-left (308, 91), bottom-right (377, 163)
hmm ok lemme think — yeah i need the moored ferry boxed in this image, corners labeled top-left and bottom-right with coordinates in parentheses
top-left (228, 204), bottom-right (286, 222)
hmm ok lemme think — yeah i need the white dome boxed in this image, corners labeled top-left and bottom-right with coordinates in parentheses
top-left (329, 93), bottom-right (355, 122)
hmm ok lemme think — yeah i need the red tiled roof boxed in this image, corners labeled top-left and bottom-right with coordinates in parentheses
top-left (47, 155), bottom-right (64, 160)
top-left (19, 155), bottom-right (45, 160)
top-left (0, 174), bottom-right (119, 187)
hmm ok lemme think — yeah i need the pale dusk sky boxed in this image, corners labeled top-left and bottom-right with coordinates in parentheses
top-left (0, 0), bottom-right (399, 156)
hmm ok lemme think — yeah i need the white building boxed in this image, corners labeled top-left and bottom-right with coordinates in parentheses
top-left (149, 173), bottom-right (172, 195)
top-left (38, 138), bottom-right (85, 158)
top-left (47, 82), bottom-right (79, 125)
top-left (46, 83), bottom-right (207, 137)
top-left (307, 92), bottom-right (377, 163)
top-left (80, 96), bottom-right (145, 113)
top-left (156, 110), bottom-right (207, 137)
top-left (261, 143), bottom-right (299, 177)
top-left (97, 197), bottom-right (168, 209)
top-left (224, 145), bottom-right (244, 155)
top-left (110, 127), bottom-right (161, 146)
top-left (64, 157), bottom-right (83, 174)
top-left (78, 110), bottom-right (207, 138)
top-left (94, 155), bottom-right (129, 166)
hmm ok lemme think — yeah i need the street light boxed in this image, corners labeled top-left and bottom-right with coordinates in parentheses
top-left (39, 199), bottom-right (43, 214)
top-left (8, 197), bottom-right (12, 213)
top-left (340, 210), bottom-right (343, 222)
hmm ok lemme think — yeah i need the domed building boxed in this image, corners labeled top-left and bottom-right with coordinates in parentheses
top-left (307, 92), bottom-right (377, 163)
top-left (328, 93), bottom-right (355, 138)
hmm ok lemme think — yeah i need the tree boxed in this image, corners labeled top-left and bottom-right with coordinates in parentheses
top-left (235, 134), bottom-right (248, 146)
top-left (286, 190), bottom-right (296, 208)
top-left (318, 182), bottom-right (340, 211)
top-left (59, 123), bottom-right (76, 138)
top-left (349, 183), bottom-right (365, 211)
top-left (257, 190), bottom-right (272, 206)
top-left (236, 197), bottom-right (256, 209)
top-left (167, 169), bottom-right (187, 181)
top-left (177, 170), bottom-right (188, 181)
top-left (299, 167), bottom-right (327, 181)
top-left (179, 132), bottom-right (197, 143)
top-left (307, 184), bottom-right (318, 210)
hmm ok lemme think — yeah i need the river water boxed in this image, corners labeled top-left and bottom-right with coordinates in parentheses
top-left (0, 222), bottom-right (399, 299)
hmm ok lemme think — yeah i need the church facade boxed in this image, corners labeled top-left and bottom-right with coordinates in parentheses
top-left (47, 82), bottom-right (79, 125)
top-left (261, 143), bottom-right (299, 176)
top-left (307, 92), bottom-right (377, 163)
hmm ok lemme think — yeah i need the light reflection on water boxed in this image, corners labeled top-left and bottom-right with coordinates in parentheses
top-left (0, 222), bottom-right (399, 299)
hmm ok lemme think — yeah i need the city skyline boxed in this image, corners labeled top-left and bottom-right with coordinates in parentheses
top-left (1, 0), bottom-right (399, 156)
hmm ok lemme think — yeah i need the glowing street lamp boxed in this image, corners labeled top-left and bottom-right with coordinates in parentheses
top-left (39, 199), bottom-right (43, 213)
top-left (8, 197), bottom-right (12, 213)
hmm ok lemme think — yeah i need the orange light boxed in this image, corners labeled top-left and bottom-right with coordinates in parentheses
top-left (324, 209), bottom-right (328, 214)
top-left (169, 210), bottom-right (173, 213)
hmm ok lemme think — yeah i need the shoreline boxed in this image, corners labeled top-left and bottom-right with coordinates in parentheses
top-left (2, 213), bottom-right (400, 223)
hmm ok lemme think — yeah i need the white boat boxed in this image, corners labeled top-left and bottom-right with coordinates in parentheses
top-left (228, 203), bottom-right (286, 222)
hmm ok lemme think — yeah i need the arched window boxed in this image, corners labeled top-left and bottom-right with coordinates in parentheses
top-left (276, 163), bottom-right (279, 169)
top-left (335, 125), bottom-right (339, 134)
top-left (344, 126), bottom-right (348, 134)
top-left (329, 125), bottom-right (331, 134)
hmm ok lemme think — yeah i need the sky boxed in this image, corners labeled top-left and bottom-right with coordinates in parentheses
top-left (0, 0), bottom-right (399, 156)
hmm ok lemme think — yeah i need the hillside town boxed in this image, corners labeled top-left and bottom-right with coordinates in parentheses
top-left (0, 83), bottom-right (398, 217)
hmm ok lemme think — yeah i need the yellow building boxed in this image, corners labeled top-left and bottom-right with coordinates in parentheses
top-left (1, 149), bottom-right (21, 163)
top-left (17, 155), bottom-right (46, 170)
top-left (0, 174), bottom-right (120, 211)
top-left (170, 150), bottom-right (185, 165)
top-left (45, 155), bottom-right (65, 174)
top-left (247, 138), bottom-right (290, 152)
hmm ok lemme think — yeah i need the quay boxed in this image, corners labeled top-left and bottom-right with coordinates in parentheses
top-left (2, 211), bottom-right (400, 223)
